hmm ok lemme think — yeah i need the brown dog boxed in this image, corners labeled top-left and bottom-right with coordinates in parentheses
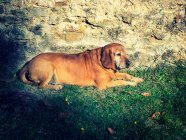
top-left (19, 43), bottom-right (143, 90)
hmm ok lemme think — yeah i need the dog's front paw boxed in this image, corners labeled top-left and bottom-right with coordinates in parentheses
top-left (54, 85), bottom-right (63, 90)
top-left (133, 78), bottom-right (144, 83)
top-left (128, 82), bottom-right (137, 87)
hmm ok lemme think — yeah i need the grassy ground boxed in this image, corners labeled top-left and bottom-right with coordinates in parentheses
top-left (0, 60), bottom-right (185, 140)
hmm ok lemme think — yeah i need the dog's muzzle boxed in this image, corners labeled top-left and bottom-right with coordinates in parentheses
top-left (116, 59), bottom-right (131, 70)
top-left (125, 59), bottom-right (131, 68)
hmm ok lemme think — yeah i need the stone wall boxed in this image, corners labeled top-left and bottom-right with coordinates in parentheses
top-left (0, 0), bottom-right (186, 77)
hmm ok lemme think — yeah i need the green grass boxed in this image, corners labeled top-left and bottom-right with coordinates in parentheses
top-left (0, 60), bottom-right (185, 140)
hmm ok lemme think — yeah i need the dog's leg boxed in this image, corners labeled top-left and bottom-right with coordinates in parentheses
top-left (28, 62), bottom-right (63, 90)
top-left (35, 72), bottom-right (63, 90)
top-left (96, 80), bottom-right (137, 90)
top-left (39, 74), bottom-right (63, 90)
top-left (115, 73), bottom-right (143, 83)
top-left (107, 80), bottom-right (137, 89)
top-left (39, 83), bottom-right (63, 90)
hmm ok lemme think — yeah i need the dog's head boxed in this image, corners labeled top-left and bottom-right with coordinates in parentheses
top-left (101, 43), bottom-right (131, 71)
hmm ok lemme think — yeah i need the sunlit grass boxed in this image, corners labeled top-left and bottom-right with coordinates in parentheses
top-left (0, 60), bottom-right (185, 140)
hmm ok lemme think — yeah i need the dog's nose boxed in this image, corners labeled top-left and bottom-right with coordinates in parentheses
top-left (126, 59), bottom-right (131, 68)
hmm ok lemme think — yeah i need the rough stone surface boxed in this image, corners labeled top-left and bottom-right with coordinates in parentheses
top-left (0, 0), bottom-right (186, 77)
top-left (0, 4), bottom-right (5, 14)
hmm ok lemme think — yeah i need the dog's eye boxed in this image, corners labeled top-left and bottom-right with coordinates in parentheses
top-left (115, 53), bottom-right (121, 56)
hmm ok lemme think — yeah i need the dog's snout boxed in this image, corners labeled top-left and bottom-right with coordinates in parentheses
top-left (126, 59), bottom-right (131, 68)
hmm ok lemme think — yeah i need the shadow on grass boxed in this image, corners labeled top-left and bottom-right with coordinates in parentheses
top-left (0, 60), bottom-right (185, 140)
top-left (0, 90), bottom-right (83, 140)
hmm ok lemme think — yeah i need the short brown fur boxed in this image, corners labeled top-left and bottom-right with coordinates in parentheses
top-left (19, 43), bottom-right (143, 90)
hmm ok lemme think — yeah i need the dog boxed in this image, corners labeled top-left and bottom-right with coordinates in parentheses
top-left (19, 43), bottom-right (143, 90)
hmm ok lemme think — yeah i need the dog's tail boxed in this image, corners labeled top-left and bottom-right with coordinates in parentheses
top-left (18, 62), bottom-right (33, 85)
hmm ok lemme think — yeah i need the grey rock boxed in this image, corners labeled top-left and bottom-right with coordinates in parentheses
top-left (0, 15), bottom-right (18, 24)
top-left (49, 16), bottom-right (59, 25)
top-left (9, 26), bottom-right (25, 39)
top-left (28, 7), bottom-right (49, 17)
top-left (0, 0), bottom-right (11, 3)
top-left (0, 4), bottom-right (5, 14)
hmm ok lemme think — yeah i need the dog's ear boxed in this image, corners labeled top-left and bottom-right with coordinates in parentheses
top-left (101, 47), bottom-right (116, 71)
